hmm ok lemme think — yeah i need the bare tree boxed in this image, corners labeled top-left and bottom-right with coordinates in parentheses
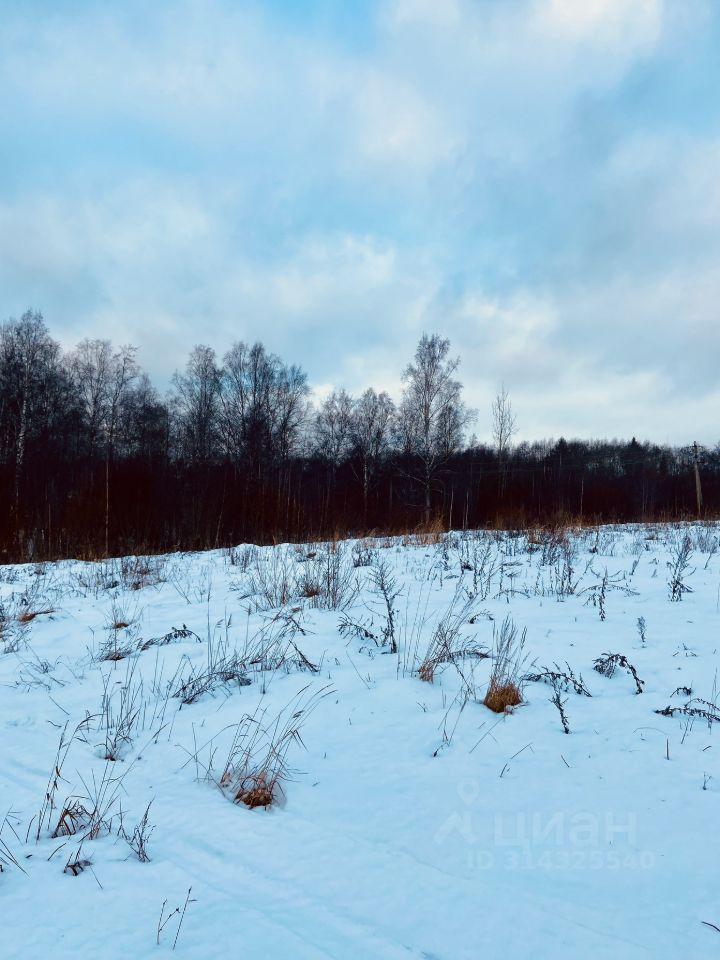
top-left (400, 334), bottom-right (472, 523)
top-left (172, 345), bottom-right (221, 464)
top-left (350, 388), bottom-right (395, 520)
top-left (313, 389), bottom-right (354, 469)
top-left (118, 373), bottom-right (168, 462)
top-left (491, 384), bottom-right (517, 497)
top-left (0, 311), bottom-right (67, 531)
top-left (104, 346), bottom-right (138, 553)
top-left (218, 341), bottom-right (308, 477)
top-left (68, 339), bottom-right (112, 465)
top-left (220, 341), bottom-right (275, 474)
top-left (271, 362), bottom-right (308, 464)
top-left (69, 339), bottom-right (138, 552)
top-left (4, 308), bottom-right (720, 562)
top-left (313, 389), bottom-right (354, 519)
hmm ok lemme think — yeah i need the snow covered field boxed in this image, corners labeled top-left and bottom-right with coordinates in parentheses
top-left (1, 524), bottom-right (718, 958)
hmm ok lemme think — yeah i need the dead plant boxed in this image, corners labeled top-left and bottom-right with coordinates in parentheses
top-left (217, 685), bottom-right (331, 808)
top-left (483, 615), bottom-right (527, 713)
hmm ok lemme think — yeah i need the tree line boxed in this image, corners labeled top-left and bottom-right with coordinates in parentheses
top-left (0, 309), bottom-right (716, 561)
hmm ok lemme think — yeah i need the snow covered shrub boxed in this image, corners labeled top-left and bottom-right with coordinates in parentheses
top-left (0, 565), bottom-right (19, 584)
top-left (297, 569), bottom-right (322, 600)
top-left (523, 661), bottom-right (591, 697)
top-left (97, 614), bottom-right (138, 661)
top-left (655, 697), bottom-right (720, 726)
top-left (369, 557), bottom-right (400, 652)
top-left (223, 545), bottom-right (257, 571)
top-left (71, 558), bottom-right (120, 598)
top-left (105, 596), bottom-right (138, 632)
top-left (667, 534), bottom-right (694, 601)
top-left (247, 547), bottom-right (301, 610)
top-left (549, 682), bottom-right (571, 734)
top-left (459, 535), bottom-right (500, 601)
top-left (592, 652), bottom-right (644, 694)
top-left (483, 616), bottom-right (527, 713)
top-left (351, 540), bottom-right (377, 567)
top-left (3, 579), bottom-right (55, 646)
top-left (97, 638), bottom-right (137, 662)
top-left (692, 521), bottom-right (718, 554)
top-left (167, 561), bottom-right (214, 604)
top-left (552, 537), bottom-right (582, 598)
top-left (582, 568), bottom-right (637, 620)
top-left (120, 555), bottom-right (167, 592)
top-left (530, 523), bottom-right (569, 567)
top-left (239, 609), bottom-right (318, 676)
top-left (0, 602), bottom-right (22, 655)
top-left (173, 636), bottom-right (251, 705)
top-left (338, 612), bottom-right (380, 647)
top-left (303, 544), bottom-right (358, 611)
top-left (138, 624), bottom-right (201, 652)
top-left (338, 561), bottom-right (412, 657)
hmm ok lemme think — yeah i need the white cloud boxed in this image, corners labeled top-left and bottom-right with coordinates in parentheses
top-left (388, 0), bottom-right (463, 28)
top-left (540, 0), bottom-right (662, 44)
top-left (1, 0), bottom-right (718, 442)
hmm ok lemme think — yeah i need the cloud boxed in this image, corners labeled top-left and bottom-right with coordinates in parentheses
top-left (541, 0), bottom-right (661, 44)
top-left (0, 0), bottom-right (718, 442)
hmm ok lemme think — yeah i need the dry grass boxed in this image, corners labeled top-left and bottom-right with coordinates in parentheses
top-left (52, 801), bottom-right (89, 839)
top-left (297, 574), bottom-right (321, 599)
top-left (483, 615), bottom-right (527, 714)
top-left (16, 607), bottom-right (54, 624)
top-left (401, 516), bottom-right (446, 548)
top-left (120, 555), bottom-right (167, 591)
top-left (173, 635), bottom-right (251, 705)
top-left (483, 680), bottom-right (523, 713)
top-left (97, 635), bottom-right (137, 662)
top-left (417, 658), bottom-right (435, 683)
top-left (215, 684), bottom-right (331, 809)
top-left (418, 587), bottom-right (486, 683)
top-left (222, 769), bottom-right (274, 809)
top-left (63, 856), bottom-right (92, 877)
top-left (303, 544), bottom-right (358, 611)
top-left (104, 597), bottom-right (139, 631)
top-left (247, 548), bottom-right (301, 610)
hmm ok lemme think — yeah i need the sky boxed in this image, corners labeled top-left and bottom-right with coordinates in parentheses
top-left (1, 0), bottom-right (719, 444)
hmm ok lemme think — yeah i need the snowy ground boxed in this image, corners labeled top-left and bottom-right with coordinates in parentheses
top-left (1, 523), bottom-right (718, 958)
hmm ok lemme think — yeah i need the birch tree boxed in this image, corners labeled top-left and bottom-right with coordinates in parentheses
top-left (350, 388), bottom-right (395, 519)
top-left (491, 384), bottom-right (517, 497)
top-left (400, 334), bottom-right (472, 523)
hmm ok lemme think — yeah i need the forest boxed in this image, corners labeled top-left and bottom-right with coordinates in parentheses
top-left (0, 309), bottom-right (716, 561)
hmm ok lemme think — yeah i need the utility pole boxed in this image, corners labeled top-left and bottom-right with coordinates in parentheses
top-left (693, 441), bottom-right (703, 518)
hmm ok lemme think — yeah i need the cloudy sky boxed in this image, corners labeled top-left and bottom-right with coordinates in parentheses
top-left (1, 0), bottom-right (719, 442)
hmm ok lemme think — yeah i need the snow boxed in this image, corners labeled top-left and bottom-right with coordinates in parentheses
top-left (0, 524), bottom-right (718, 958)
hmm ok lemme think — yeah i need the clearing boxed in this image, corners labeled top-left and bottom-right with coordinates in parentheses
top-left (0, 524), bottom-right (718, 958)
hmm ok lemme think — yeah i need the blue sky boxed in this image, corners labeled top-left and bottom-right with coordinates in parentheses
top-left (1, 0), bottom-right (719, 442)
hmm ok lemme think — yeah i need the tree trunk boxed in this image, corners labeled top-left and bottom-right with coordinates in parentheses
top-left (105, 449), bottom-right (110, 557)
